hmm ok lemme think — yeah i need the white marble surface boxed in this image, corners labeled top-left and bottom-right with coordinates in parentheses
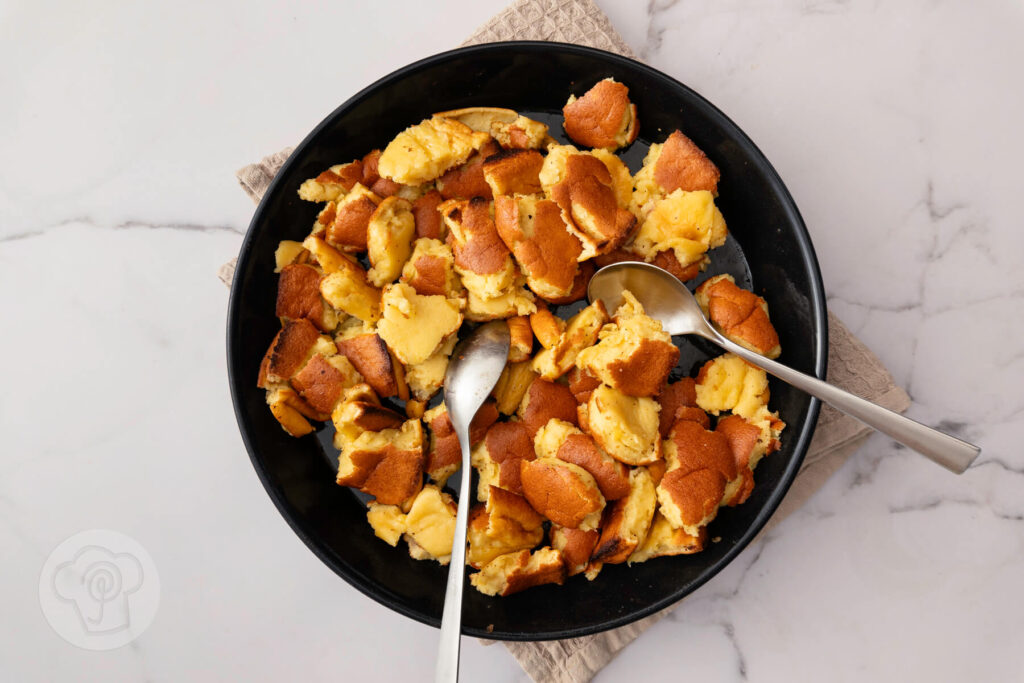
top-left (2, 0), bottom-right (1022, 680)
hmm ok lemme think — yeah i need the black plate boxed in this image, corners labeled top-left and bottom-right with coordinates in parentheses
top-left (227, 42), bottom-right (827, 641)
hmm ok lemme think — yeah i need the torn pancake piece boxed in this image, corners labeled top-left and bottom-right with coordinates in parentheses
top-left (631, 129), bottom-right (720, 216)
top-left (298, 161), bottom-right (363, 202)
top-left (695, 274), bottom-right (781, 359)
top-left (423, 401), bottom-right (499, 487)
top-left (590, 467), bottom-right (657, 564)
top-left (531, 301), bottom-right (609, 380)
top-left (631, 189), bottom-right (727, 275)
top-left (400, 237), bottom-right (464, 299)
top-left (581, 384), bottom-right (661, 466)
top-left (533, 419), bottom-right (630, 502)
top-left (627, 512), bottom-right (706, 564)
top-left (467, 486), bottom-right (545, 569)
top-left (520, 457), bottom-right (605, 531)
top-left (694, 353), bottom-right (770, 420)
top-left (403, 484), bottom-right (458, 565)
top-left (470, 547), bottom-right (565, 596)
top-left (335, 418), bottom-right (425, 506)
top-left (494, 194), bottom-right (583, 300)
top-left (562, 78), bottom-right (638, 150)
top-left (656, 418), bottom-right (738, 536)
top-left (366, 196), bottom-right (416, 287)
top-left (575, 290), bottom-right (679, 397)
top-left (378, 116), bottom-right (491, 185)
top-left (549, 525), bottom-right (600, 578)
top-left (375, 282), bottom-right (462, 366)
top-left (471, 420), bottom-right (535, 499)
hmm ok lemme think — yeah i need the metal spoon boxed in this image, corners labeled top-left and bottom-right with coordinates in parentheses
top-left (588, 261), bottom-right (981, 474)
top-left (434, 321), bottom-right (510, 683)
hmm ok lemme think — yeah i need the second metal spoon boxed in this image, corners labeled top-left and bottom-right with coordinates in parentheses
top-left (588, 261), bottom-right (981, 474)
top-left (434, 321), bottom-right (510, 683)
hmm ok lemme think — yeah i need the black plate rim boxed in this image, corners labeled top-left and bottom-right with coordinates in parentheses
top-left (226, 40), bottom-right (828, 641)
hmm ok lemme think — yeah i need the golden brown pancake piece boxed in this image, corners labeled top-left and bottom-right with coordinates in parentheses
top-left (445, 196), bottom-right (510, 275)
top-left (492, 360), bottom-right (539, 416)
top-left (656, 418), bottom-right (738, 533)
top-left (411, 189), bottom-right (444, 240)
top-left (316, 163), bottom-right (362, 192)
top-left (312, 202), bottom-right (336, 237)
top-left (657, 378), bottom-right (698, 438)
top-left (436, 140), bottom-right (501, 200)
top-left (520, 458), bottom-right (605, 530)
top-left (375, 282), bottom-right (462, 366)
top-left (360, 150), bottom-right (383, 187)
top-left (550, 154), bottom-right (636, 256)
top-left (654, 130), bottom-right (720, 194)
top-left (669, 419), bottom-right (737, 481)
top-left (343, 401), bottom-right (405, 434)
top-left (652, 249), bottom-right (703, 282)
top-left (265, 387), bottom-right (317, 436)
top-left (507, 316), bottom-right (534, 363)
top-left (467, 486), bottom-right (545, 569)
top-left (480, 420), bottom-right (535, 495)
top-left (424, 402), bottom-right (499, 481)
top-left (262, 318), bottom-right (322, 384)
top-left (327, 188), bottom-right (379, 252)
top-left (628, 512), bottom-right (706, 563)
top-left (529, 305), bottom-right (566, 349)
top-left (695, 274), bottom-right (781, 358)
top-left (567, 366), bottom-right (602, 404)
top-left (289, 354), bottom-right (360, 415)
top-left (549, 525), bottom-right (600, 577)
top-left (298, 161), bottom-right (363, 202)
top-left (590, 467), bottom-right (657, 564)
top-left (335, 332), bottom-right (398, 398)
top-left (532, 300), bottom-right (609, 380)
top-left (539, 260), bottom-right (594, 306)
top-left (336, 419), bottom-right (425, 505)
top-left (404, 254), bottom-right (447, 296)
top-left (576, 291), bottom-right (678, 397)
top-left (493, 194), bottom-right (582, 299)
top-left (562, 78), bottom-right (638, 150)
top-left (402, 484), bottom-right (458, 564)
top-left (694, 353), bottom-right (771, 419)
top-left (490, 114), bottom-right (550, 150)
top-left (715, 414), bottom-right (762, 506)
top-left (517, 378), bottom-right (580, 438)
top-left (400, 238), bottom-right (462, 300)
top-left (583, 384), bottom-right (662, 466)
top-left (317, 258), bottom-right (382, 324)
top-left (556, 433), bottom-right (631, 501)
top-left (469, 547), bottom-right (566, 596)
top-left (601, 337), bottom-right (678, 398)
top-left (481, 148), bottom-right (544, 196)
top-left (275, 264), bottom-right (333, 332)
top-left (377, 117), bottom-right (490, 185)
top-left (366, 196), bottom-right (416, 287)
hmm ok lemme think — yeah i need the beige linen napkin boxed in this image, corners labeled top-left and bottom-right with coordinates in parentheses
top-left (221, 1), bottom-right (911, 680)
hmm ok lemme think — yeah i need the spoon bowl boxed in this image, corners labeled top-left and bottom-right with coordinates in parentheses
top-left (435, 321), bottom-right (510, 682)
top-left (588, 262), bottom-right (981, 474)
top-left (586, 260), bottom-right (717, 338)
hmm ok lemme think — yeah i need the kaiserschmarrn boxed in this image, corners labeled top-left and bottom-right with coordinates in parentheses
top-left (257, 87), bottom-right (787, 596)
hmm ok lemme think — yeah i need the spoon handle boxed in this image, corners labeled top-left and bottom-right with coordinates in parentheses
top-left (712, 335), bottom-right (980, 473)
top-left (435, 429), bottom-right (472, 682)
